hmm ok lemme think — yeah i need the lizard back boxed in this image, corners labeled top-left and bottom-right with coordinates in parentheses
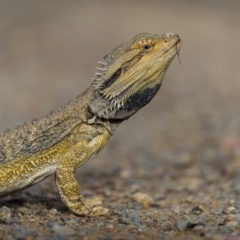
top-left (0, 88), bottom-right (94, 164)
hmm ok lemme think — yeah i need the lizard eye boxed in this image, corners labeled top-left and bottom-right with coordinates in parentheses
top-left (142, 44), bottom-right (152, 51)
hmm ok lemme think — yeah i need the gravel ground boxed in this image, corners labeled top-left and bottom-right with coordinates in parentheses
top-left (0, 1), bottom-right (240, 239)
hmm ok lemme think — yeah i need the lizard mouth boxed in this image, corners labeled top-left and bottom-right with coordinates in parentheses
top-left (162, 37), bottom-right (182, 60)
top-left (154, 38), bottom-right (181, 67)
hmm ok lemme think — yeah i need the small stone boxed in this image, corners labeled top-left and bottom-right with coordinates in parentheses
top-left (103, 188), bottom-right (111, 197)
top-left (211, 208), bottom-right (223, 215)
top-left (119, 169), bottom-right (132, 179)
top-left (233, 213), bottom-right (240, 223)
top-left (185, 196), bottom-right (194, 204)
top-left (227, 207), bottom-right (237, 214)
top-left (132, 192), bottom-right (154, 208)
top-left (176, 152), bottom-right (192, 166)
top-left (14, 226), bottom-right (29, 239)
top-left (0, 206), bottom-right (12, 220)
top-left (17, 207), bottom-right (32, 215)
top-left (226, 221), bottom-right (238, 227)
top-left (171, 205), bottom-right (180, 214)
top-left (49, 208), bottom-right (58, 215)
top-left (192, 225), bottom-right (205, 231)
top-left (191, 212), bottom-right (217, 227)
top-left (51, 224), bottom-right (75, 236)
top-left (105, 224), bottom-right (114, 231)
top-left (0, 206), bottom-right (11, 215)
top-left (1, 217), bottom-right (12, 224)
top-left (191, 205), bottom-right (204, 215)
top-left (184, 205), bottom-right (204, 215)
top-left (28, 218), bottom-right (36, 222)
top-left (130, 184), bottom-right (141, 193)
top-left (222, 207), bottom-right (236, 215)
top-left (184, 207), bottom-right (192, 215)
top-left (176, 219), bottom-right (190, 231)
top-left (234, 201), bottom-right (240, 209)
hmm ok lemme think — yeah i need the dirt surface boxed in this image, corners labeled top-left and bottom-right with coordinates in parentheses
top-left (0, 1), bottom-right (240, 239)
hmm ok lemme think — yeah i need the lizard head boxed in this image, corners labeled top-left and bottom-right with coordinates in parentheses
top-left (89, 32), bottom-right (182, 120)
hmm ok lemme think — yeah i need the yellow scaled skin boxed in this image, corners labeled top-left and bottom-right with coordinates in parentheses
top-left (0, 33), bottom-right (181, 216)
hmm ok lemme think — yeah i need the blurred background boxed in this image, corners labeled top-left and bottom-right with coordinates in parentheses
top-left (0, 0), bottom-right (240, 185)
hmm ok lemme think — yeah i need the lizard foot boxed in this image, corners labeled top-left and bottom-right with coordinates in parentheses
top-left (84, 197), bottom-right (110, 217)
top-left (69, 197), bottom-right (109, 217)
top-left (70, 207), bottom-right (90, 216)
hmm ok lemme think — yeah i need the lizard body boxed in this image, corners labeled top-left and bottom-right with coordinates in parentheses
top-left (0, 33), bottom-right (181, 216)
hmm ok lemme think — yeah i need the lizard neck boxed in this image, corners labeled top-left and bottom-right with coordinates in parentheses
top-left (71, 86), bottom-right (123, 135)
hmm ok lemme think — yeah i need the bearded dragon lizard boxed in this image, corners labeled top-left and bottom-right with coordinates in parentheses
top-left (0, 33), bottom-right (181, 216)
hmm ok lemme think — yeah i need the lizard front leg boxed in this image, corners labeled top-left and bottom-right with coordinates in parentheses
top-left (55, 124), bottom-right (111, 216)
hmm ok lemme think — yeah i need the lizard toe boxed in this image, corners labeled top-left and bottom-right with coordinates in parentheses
top-left (89, 206), bottom-right (110, 217)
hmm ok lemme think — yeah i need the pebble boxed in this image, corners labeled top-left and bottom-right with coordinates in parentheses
top-left (176, 219), bottom-right (190, 231)
top-left (234, 201), bottom-right (240, 210)
top-left (171, 205), bottom-right (180, 214)
top-left (222, 207), bottom-right (236, 215)
top-left (211, 208), bottom-right (223, 215)
top-left (226, 221), bottom-right (238, 227)
top-left (191, 205), bottom-right (204, 215)
top-left (184, 205), bottom-right (204, 215)
top-left (49, 209), bottom-right (58, 215)
top-left (0, 206), bottom-right (12, 221)
top-left (51, 224), bottom-right (75, 236)
top-left (119, 169), bottom-right (132, 179)
top-left (105, 224), bottom-right (114, 231)
top-left (192, 225), bottom-right (205, 231)
top-left (191, 212), bottom-right (218, 227)
top-left (14, 226), bottom-right (32, 239)
top-left (0, 206), bottom-right (11, 216)
top-left (132, 192), bottom-right (154, 208)
top-left (17, 207), bottom-right (32, 215)
top-left (233, 213), bottom-right (240, 223)
top-left (184, 207), bottom-right (192, 215)
top-left (129, 184), bottom-right (141, 193)
top-left (11, 226), bottom-right (39, 239)
top-left (1, 217), bottom-right (12, 224)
